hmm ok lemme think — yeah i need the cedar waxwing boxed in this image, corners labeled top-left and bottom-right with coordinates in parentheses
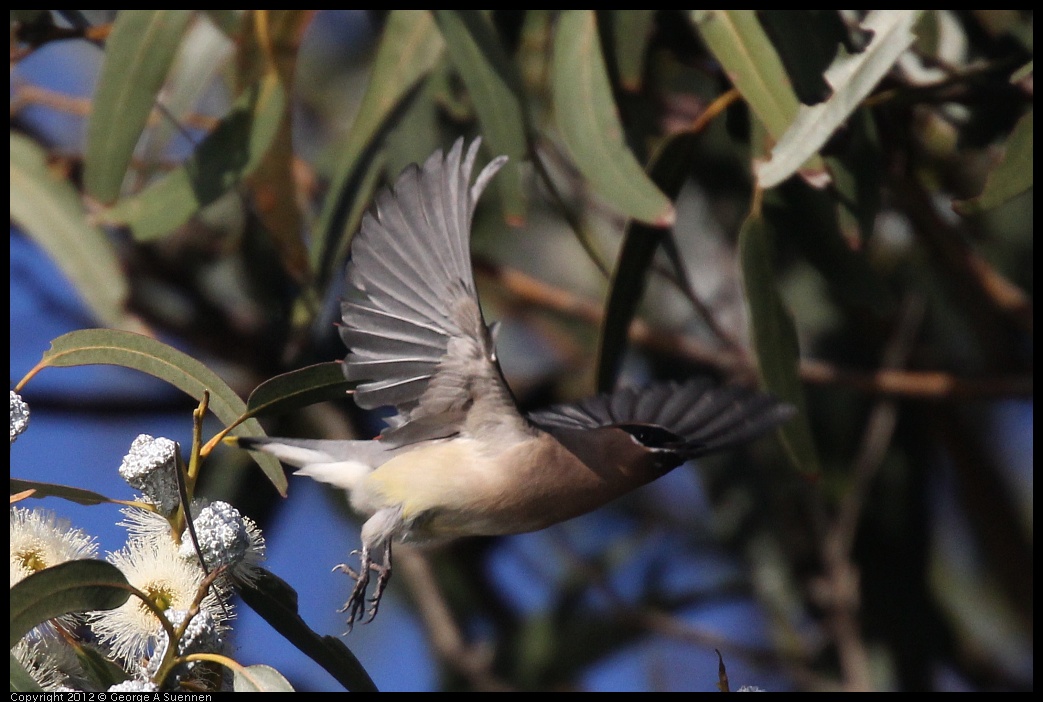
top-left (238, 139), bottom-right (794, 628)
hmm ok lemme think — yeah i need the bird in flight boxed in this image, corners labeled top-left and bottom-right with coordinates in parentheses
top-left (238, 138), bottom-right (793, 628)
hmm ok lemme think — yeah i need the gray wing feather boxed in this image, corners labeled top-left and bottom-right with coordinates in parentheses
top-left (339, 138), bottom-right (517, 444)
top-left (529, 379), bottom-right (794, 458)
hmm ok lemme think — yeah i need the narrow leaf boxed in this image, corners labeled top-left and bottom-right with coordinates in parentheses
top-left (242, 11), bottom-right (314, 283)
top-left (612, 10), bottom-right (658, 92)
top-left (73, 644), bottom-right (130, 690)
top-left (552, 10), bottom-right (675, 226)
top-left (240, 569), bottom-right (378, 692)
top-left (84, 10), bottom-right (193, 203)
top-left (10, 134), bottom-right (130, 330)
top-left (739, 213), bottom-right (820, 475)
top-left (598, 131), bottom-right (701, 390)
top-left (692, 11), bottom-right (801, 139)
top-left (954, 109), bottom-right (1033, 215)
top-left (9, 478), bottom-right (119, 506)
top-left (246, 362), bottom-right (355, 417)
top-left (10, 654), bottom-right (43, 692)
top-left (233, 665), bottom-right (295, 692)
top-left (756, 10), bottom-right (924, 188)
top-left (312, 10), bottom-right (445, 281)
top-left (38, 329), bottom-right (287, 495)
top-left (692, 10), bottom-right (828, 185)
top-left (10, 561), bottom-right (131, 648)
top-left (136, 18), bottom-right (235, 182)
top-left (100, 75), bottom-right (286, 241)
top-left (436, 10), bottom-right (529, 222)
top-left (325, 150), bottom-right (388, 284)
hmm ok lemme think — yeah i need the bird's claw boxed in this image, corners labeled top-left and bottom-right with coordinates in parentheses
top-left (334, 542), bottom-right (392, 631)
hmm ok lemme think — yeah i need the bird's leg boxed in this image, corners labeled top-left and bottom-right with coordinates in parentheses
top-left (366, 540), bottom-right (393, 622)
top-left (333, 546), bottom-right (373, 631)
top-left (332, 540), bottom-right (393, 629)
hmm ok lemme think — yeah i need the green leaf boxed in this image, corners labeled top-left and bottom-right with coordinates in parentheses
top-left (72, 642), bottom-right (129, 690)
top-left (435, 10), bottom-right (529, 222)
top-left (10, 561), bottom-right (131, 648)
top-left (598, 130), bottom-right (701, 391)
top-left (239, 12), bottom-right (313, 285)
top-left (84, 10), bottom-right (193, 203)
top-left (692, 11), bottom-right (801, 139)
top-left (552, 10), bottom-right (675, 226)
top-left (233, 664), bottom-right (295, 692)
top-left (324, 151), bottom-right (388, 292)
top-left (312, 10), bottom-right (445, 282)
top-left (246, 362), bottom-right (355, 417)
top-left (1010, 60), bottom-right (1033, 84)
top-left (611, 10), bottom-right (657, 92)
top-left (9, 653), bottom-right (43, 693)
top-left (954, 109), bottom-right (1033, 215)
top-left (240, 569), bottom-right (378, 692)
top-left (100, 75), bottom-right (286, 241)
top-left (756, 10), bottom-right (924, 188)
top-left (204, 9), bottom-right (243, 36)
top-left (136, 18), bottom-right (235, 178)
top-left (9, 478), bottom-right (119, 506)
top-left (691, 10), bottom-right (828, 185)
top-left (10, 133), bottom-right (130, 330)
top-left (739, 213), bottom-right (820, 475)
top-left (37, 329), bottom-right (287, 495)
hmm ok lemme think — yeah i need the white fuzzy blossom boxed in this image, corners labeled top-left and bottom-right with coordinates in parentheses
top-left (11, 636), bottom-right (84, 692)
top-left (119, 434), bottom-right (180, 515)
top-left (11, 390), bottom-right (30, 443)
top-left (90, 536), bottom-right (230, 666)
top-left (108, 679), bottom-right (159, 692)
top-left (180, 500), bottom-right (266, 586)
top-left (10, 507), bottom-right (98, 587)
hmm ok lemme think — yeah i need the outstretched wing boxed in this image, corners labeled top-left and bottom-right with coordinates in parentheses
top-left (340, 138), bottom-right (520, 446)
top-left (529, 378), bottom-right (794, 459)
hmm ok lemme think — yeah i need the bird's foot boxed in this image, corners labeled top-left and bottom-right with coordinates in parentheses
top-left (333, 542), bottom-right (392, 630)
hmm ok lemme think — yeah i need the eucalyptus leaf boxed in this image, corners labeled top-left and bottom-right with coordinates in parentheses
top-left (739, 213), bottom-right (820, 475)
top-left (233, 664), bottom-right (295, 692)
top-left (84, 10), bottom-right (193, 203)
top-left (239, 569), bottom-right (378, 692)
top-left (612, 10), bottom-right (657, 92)
top-left (954, 109), bottom-right (1033, 215)
top-left (756, 10), bottom-right (924, 188)
top-left (100, 75), bottom-right (286, 241)
top-left (10, 561), bottom-right (131, 648)
top-left (436, 10), bottom-right (528, 222)
top-left (10, 134), bottom-right (130, 330)
top-left (245, 362), bottom-right (355, 417)
top-left (692, 10), bottom-right (828, 186)
top-left (552, 10), bottom-right (675, 227)
top-left (9, 478), bottom-right (119, 507)
top-left (312, 10), bottom-right (445, 283)
top-left (9, 653), bottom-right (43, 693)
top-left (598, 131), bottom-right (701, 391)
top-left (38, 329), bottom-right (286, 495)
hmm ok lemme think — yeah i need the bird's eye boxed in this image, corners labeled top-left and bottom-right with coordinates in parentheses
top-left (616, 423), bottom-right (683, 449)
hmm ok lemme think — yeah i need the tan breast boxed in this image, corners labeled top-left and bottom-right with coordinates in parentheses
top-left (357, 427), bottom-right (664, 542)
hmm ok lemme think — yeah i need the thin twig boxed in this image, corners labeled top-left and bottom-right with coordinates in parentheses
top-left (818, 295), bottom-right (926, 691)
top-left (394, 546), bottom-right (514, 691)
top-left (10, 83), bottom-right (221, 131)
